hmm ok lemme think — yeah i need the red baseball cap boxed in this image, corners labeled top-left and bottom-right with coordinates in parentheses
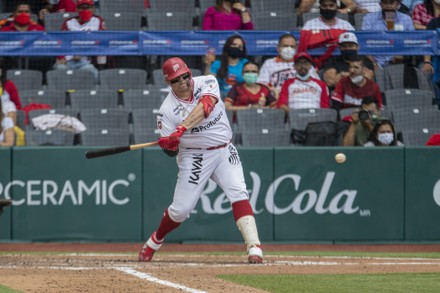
top-left (294, 52), bottom-right (313, 63)
top-left (426, 134), bottom-right (440, 146)
top-left (77, 0), bottom-right (94, 6)
top-left (162, 57), bottom-right (191, 81)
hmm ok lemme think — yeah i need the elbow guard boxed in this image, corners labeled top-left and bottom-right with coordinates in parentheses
top-left (199, 95), bottom-right (216, 118)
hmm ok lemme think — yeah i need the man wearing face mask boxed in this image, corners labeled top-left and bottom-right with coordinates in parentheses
top-left (278, 52), bottom-right (330, 111)
top-left (258, 33), bottom-right (321, 99)
top-left (362, 0), bottom-right (414, 67)
top-left (0, 2), bottom-right (45, 32)
top-left (53, 0), bottom-right (105, 83)
top-left (322, 32), bottom-right (375, 91)
top-left (302, 0), bottom-right (355, 30)
top-left (331, 56), bottom-right (383, 110)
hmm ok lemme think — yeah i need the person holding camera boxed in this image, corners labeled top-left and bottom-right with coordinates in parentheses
top-left (202, 0), bottom-right (253, 30)
top-left (364, 119), bottom-right (404, 146)
top-left (342, 96), bottom-right (381, 146)
top-left (331, 55), bottom-right (383, 110)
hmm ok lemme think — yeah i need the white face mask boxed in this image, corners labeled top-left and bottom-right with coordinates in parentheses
top-left (280, 47), bottom-right (296, 61)
top-left (350, 75), bottom-right (364, 84)
top-left (378, 133), bottom-right (394, 145)
top-left (434, 0), bottom-right (440, 5)
top-left (296, 71), bottom-right (311, 81)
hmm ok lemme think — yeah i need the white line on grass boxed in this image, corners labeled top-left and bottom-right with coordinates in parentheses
top-left (116, 267), bottom-right (207, 293)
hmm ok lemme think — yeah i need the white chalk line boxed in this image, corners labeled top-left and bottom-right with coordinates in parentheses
top-left (116, 267), bottom-right (206, 293)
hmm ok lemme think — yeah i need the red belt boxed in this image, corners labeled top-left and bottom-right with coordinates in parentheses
top-left (186, 142), bottom-right (229, 151)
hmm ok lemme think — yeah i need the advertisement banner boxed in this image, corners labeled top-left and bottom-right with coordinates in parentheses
top-left (8, 147), bottom-right (143, 241)
top-left (405, 147), bottom-right (440, 240)
top-left (273, 148), bottom-right (404, 241)
top-left (0, 31), bottom-right (436, 56)
top-left (142, 148), bottom-right (274, 242)
top-left (0, 148), bottom-right (11, 240)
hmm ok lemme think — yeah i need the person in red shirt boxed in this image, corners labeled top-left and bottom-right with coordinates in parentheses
top-left (225, 61), bottom-right (277, 110)
top-left (0, 59), bottom-right (22, 110)
top-left (39, 0), bottom-right (77, 25)
top-left (331, 55), bottom-right (383, 110)
top-left (0, 2), bottom-right (45, 32)
top-left (278, 52), bottom-right (330, 111)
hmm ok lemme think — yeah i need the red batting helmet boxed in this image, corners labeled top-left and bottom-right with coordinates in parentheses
top-left (162, 57), bottom-right (191, 81)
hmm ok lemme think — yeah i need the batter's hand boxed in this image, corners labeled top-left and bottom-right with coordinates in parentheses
top-left (158, 125), bottom-right (187, 150)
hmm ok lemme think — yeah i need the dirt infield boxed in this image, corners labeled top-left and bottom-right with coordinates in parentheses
top-left (1, 243), bottom-right (440, 292)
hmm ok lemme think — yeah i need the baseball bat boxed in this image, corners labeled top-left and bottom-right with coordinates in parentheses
top-left (85, 141), bottom-right (158, 159)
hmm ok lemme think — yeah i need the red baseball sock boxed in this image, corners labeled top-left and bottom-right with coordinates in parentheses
top-left (155, 209), bottom-right (180, 240)
top-left (232, 200), bottom-right (254, 222)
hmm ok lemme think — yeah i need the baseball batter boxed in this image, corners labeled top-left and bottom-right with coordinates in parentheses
top-left (138, 57), bottom-right (263, 264)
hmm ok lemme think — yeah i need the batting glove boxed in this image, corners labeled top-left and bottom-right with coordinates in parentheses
top-left (158, 125), bottom-right (187, 150)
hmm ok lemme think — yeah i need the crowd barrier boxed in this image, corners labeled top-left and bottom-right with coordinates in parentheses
top-left (0, 30), bottom-right (438, 56)
top-left (1, 146), bottom-right (439, 243)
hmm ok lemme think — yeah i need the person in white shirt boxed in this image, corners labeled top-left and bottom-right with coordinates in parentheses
top-left (258, 33), bottom-right (320, 98)
top-left (138, 57), bottom-right (263, 264)
top-left (302, 0), bottom-right (356, 30)
top-left (0, 100), bottom-right (14, 146)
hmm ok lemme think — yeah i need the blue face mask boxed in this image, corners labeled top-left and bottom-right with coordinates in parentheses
top-left (243, 72), bottom-right (258, 84)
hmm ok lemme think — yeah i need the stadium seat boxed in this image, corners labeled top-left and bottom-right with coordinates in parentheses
top-left (402, 128), bottom-right (440, 146)
top-left (241, 129), bottom-right (292, 147)
top-left (6, 69), bottom-right (43, 91)
top-left (145, 11), bottom-right (195, 30)
top-left (123, 89), bottom-right (165, 110)
top-left (251, 0), bottom-right (296, 14)
top-left (79, 108), bottom-right (130, 130)
top-left (131, 108), bottom-right (160, 134)
top-left (235, 108), bottom-right (286, 132)
top-left (132, 128), bottom-right (161, 144)
top-left (20, 89), bottom-right (66, 109)
top-left (374, 67), bottom-right (386, 92)
top-left (100, 12), bottom-right (142, 31)
top-left (46, 70), bottom-right (95, 91)
top-left (149, 0), bottom-right (196, 13)
top-left (392, 107), bottom-right (440, 133)
top-left (289, 108), bottom-right (338, 131)
top-left (15, 109), bottom-right (26, 129)
top-left (99, 68), bottom-right (148, 91)
top-left (80, 128), bottom-right (130, 146)
top-left (44, 12), bottom-right (78, 31)
top-left (252, 12), bottom-right (298, 30)
top-left (384, 89), bottom-right (435, 111)
top-left (69, 89), bottom-right (119, 111)
top-left (26, 129), bottom-right (75, 146)
top-left (384, 64), bottom-right (433, 92)
top-left (99, 0), bottom-right (144, 14)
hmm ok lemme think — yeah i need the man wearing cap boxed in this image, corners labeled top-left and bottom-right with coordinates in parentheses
top-left (53, 0), bottom-right (105, 82)
top-left (302, 0), bottom-right (355, 30)
top-left (278, 52), bottom-right (330, 111)
top-left (322, 32), bottom-right (374, 90)
top-left (138, 57), bottom-right (263, 265)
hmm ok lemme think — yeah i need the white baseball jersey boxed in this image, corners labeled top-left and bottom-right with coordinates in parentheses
top-left (278, 77), bottom-right (330, 109)
top-left (258, 57), bottom-right (320, 93)
top-left (302, 17), bottom-right (355, 30)
top-left (157, 75), bottom-right (232, 149)
top-left (156, 75), bottom-right (248, 223)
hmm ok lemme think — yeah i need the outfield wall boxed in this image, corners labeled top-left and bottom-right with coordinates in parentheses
top-left (0, 147), bottom-right (439, 242)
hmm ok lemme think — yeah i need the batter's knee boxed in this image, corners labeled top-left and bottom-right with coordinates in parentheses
top-left (168, 205), bottom-right (191, 223)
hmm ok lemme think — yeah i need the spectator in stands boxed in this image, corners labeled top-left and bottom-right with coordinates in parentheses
top-left (297, 0), bottom-right (357, 15)
top-left (364, 119), bottom-right (404, 146)
top-left (277, 52), bottom-right (330, 111)
top-left (362, 0), bottom-right (415, 67)
top-left (0, 2), bottom-right (45, 32)
top-left (301, 0), bottom-right (355, 30)
top-left (322, 32), bottom-right (375, 91)
top-left (0, 100), bottom-right (15, 147)
top-left (225, 61), bottom-right (277, 110)
top-left (342, 96), bottom-right (381, 146)
top-left (425, 133), bottom-right (440, 145)
top-left (412, 0), bottom-right (440, 29)
top-left (257, 33), bottom-right (320, 99)
top-left (331, 56), bottom-right (383, 110)
top-left (205, 35), bottom-right (249, 98)
top-left (38, 0), bottom-right (77, 25)
top-left (53, 0), bottom-right (105, 83)
top-left (202, 0), bottom-right (253, 30)
top-left (422, 17), bottom-right (440, 107)
top-left (0, 60), bottom-right (22, 110)
top-left (353, 0), bottom-right (382, 13)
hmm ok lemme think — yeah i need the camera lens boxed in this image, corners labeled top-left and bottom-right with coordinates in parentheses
top-left (358, 110), bottom-right (370, 121)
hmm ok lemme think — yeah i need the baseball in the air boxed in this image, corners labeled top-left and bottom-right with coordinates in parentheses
top-left (335, 153), bottom-right (346, 163)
